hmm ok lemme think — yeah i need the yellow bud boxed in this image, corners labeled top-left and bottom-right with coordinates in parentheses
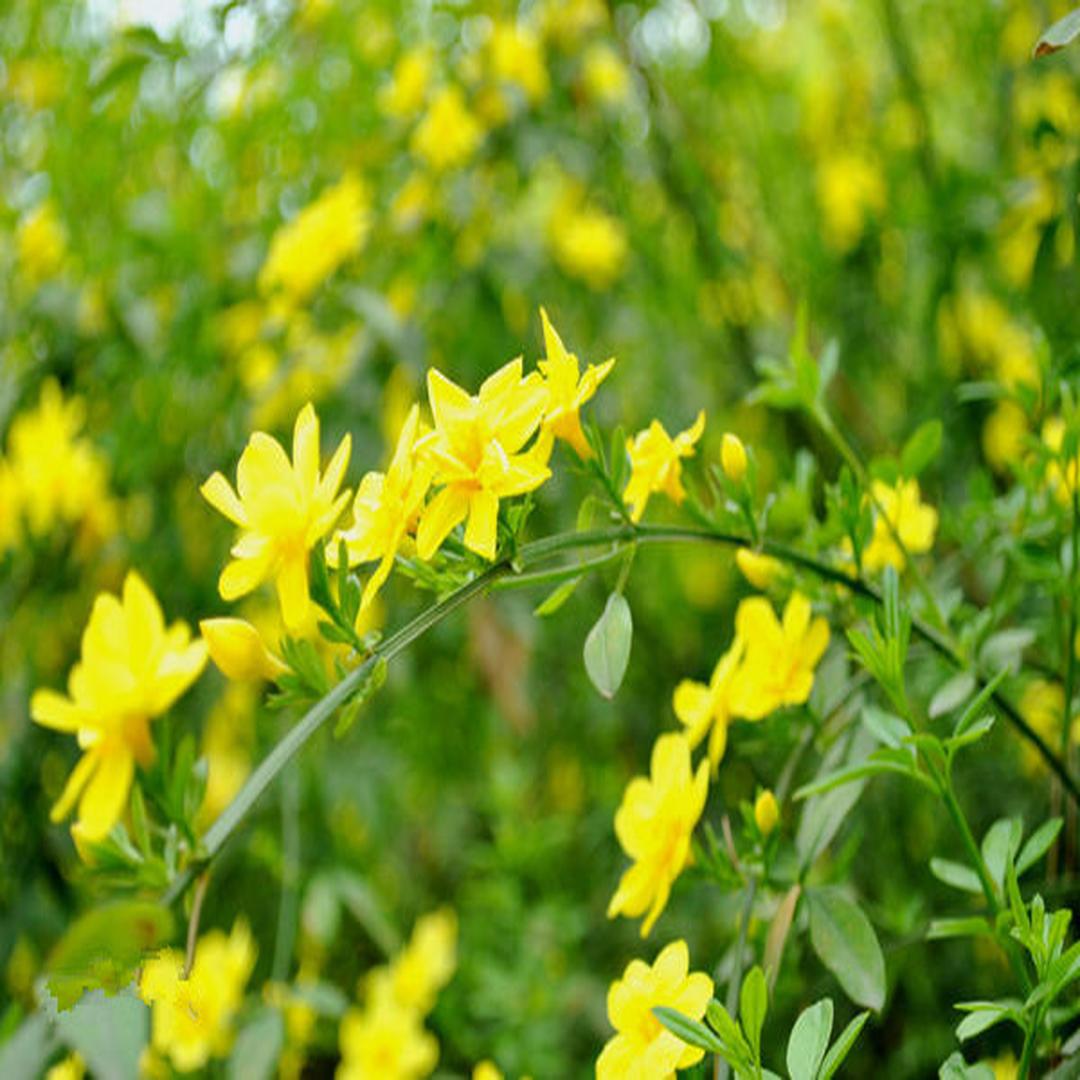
top-left (721, 432), bottom-right (747, 484)
top-left (754, 789), bottom-right (779, 836)
top-left (200, 618), bottom-right (286, 682)
top-left (736, 548), bottom-right (783, 590)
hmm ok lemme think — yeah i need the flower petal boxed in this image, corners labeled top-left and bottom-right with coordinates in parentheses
top-left (77, 746), bottom-right (134, 841)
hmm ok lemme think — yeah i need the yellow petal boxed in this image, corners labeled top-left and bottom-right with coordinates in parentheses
top-left (77, 746), bottom-right (134, 841)
top-left (464, 489), bottom-right (500, 560)
top-left (416, 485), bottom-right (470, 560)
top-left (219, 556), bottom-right (269, 601)
top-left (427, 369), bottom-right (474, 432)
top-left (50, 750), bottom-right (98, 823)
top-left (276, 556), bottom-right (310, 631)
top-left (292, 403), bottom-right (320, 494)
top-left (201, 618), bottom-right (284, 681)
top-left (316, 433), bottom-right (352, 506)
top-left (201, 472), bottom-right (247, 526)
top-left (31, 688), bottom-right (82, 732)
top-left (123, 570), bottom-right (165, 643)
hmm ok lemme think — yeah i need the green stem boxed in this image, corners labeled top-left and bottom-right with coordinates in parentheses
top-left (271, 755), bottom-right (301, 981)
top-left (160, 521), bottom-right (1080, 906)
top-left (717, 876), bottom-right (758, 1080)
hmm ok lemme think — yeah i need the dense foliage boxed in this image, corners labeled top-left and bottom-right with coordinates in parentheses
top-left (5, 1), bottom-right (1080, 1077)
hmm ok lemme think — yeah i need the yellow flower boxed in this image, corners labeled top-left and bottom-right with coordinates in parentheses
top-left (201, 403), bottom-right (351, 630)
top-left (550, 200), bottom-right (628, 290)
top-left (673, 638), bottom-right (745, 774)
top-left (380, 46), bottom-right (434, 119)
top-left (17, 200), bottom-right (67, 284)
top-left (258, 173), bottom-right (371, 304)
top-left (729, 592), bottom-right (829, 721)
top-left (581, 44), bottom-right (630, 106)
top-left (1043, 416), bottom-right (1079, 505)
top-left (816, 149), bottom-right (885, 253)
top-left (473, 1063), bottom-right (504, 1080)
top-left (487, 20), bottom-right (549, 104)
top-left (861, 479), bottom-right (938, 573)
top-left (199, 682), bottom-right (255, 827)
top-left (1018, 679), bottom-right (1076, 773)
top-left (983, 401), bottom-right (1028, 474)
top-left (31, 571), bottom-right (207, 842)
top-left (608, 734), bottom-right (709, 937)
top-left (415, 360), bottom-right (550, 561)
top-left (411, 86), bottom-right (483, 171)
top-left (754, 789), bottom-right (779, 835)
top-left (596, 939), bottom-right (713, 1079)
top-left (200, 617), bottom-right (287, 681)
top-left (735, 549), bottom-right (783, 590)
top-left (720, 432), bottom-right (747, 484)
top-left (0, 458), bottom-right (21, 552)
top-left (622, 413), bottom-right (705, 523)
top-left (44, 1053), bottom-right (85, 1080)
top-left (389, 908), bottom-right (458, 1015)
top-left (6, 379), bottom-right (115, 541)
top-left (332, 404), bottom-right (433, 611)
top-left (337, 974), bottom-right (438, 1080)
top-left (537, 308), bottom-right (615, 458)
top-left (140, 920), bottom-right (256, 1073)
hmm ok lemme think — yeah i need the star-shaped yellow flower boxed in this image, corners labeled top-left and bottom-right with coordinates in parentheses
top-left (608, 733), bottom-right (709, 937)
top-left (201, 403), bottom-right (351, 631)
top-left (729, 591), bottom-right (829, 721)
top-left (861, 478), bottom-right (938, 573)
top-left (415, 360), bottom-right (550, 561)
top-left (537, 308), bottom-right (615, 459)
top-left (622, 412), bottom-right (705, 522)
top-left (31, 571), bottom-right (207, 843)
top-left (596, 939), bottom-right (713, 1079)
top-left (673, 636), bottom-right (745, 775)
top-left (332, 404), bottom-right (432, 612)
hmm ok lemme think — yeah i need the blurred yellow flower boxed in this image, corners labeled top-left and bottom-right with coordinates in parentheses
top-left (44, 1053), bottom-right (84, 1080)
top-left (735, 548), bottom-right (783, 590)
top-left (338, 973), bottom-right (438, 1080)
top-left (6, 379), bottom-right (115, 542)
top-left (608, 733), bottom-right (708, 937)
top-left (31, 571), bottom-right (207, 843)
top-left (729, 592), bottom-right (829, 720)
top-left (596, 939), bottom-right (712, 1079)
top-left (816, 149), bottom-right (885, 253)
top-left (8, 58), bottom-right (65, 110)
top-left (201, 403), bottom-right (351, 630)
top-left (392, 172), bottom-right (435, 232)
top-left (140, 920), bottom-right (256, 1073)
top-left (17, 200), bottom-right (66, 284)
top-left (380, 46), bottom-right (434, 119)
top-left (581, 44), bottom-right (630, 106)
top-left (982, 401), bottom-right (1028, 474)
top-left (622, 412), bottom-right (705, 523)
top-left (473, 1063), bottom-right (504, 1080)
top-left (539, 0), bottom-right (607, 46)
top-left (1018, 679), bottom-right (1078, 772)
top-left (1043, 416), bottom-right (1079, 505)
top-left (720, 432), bottom-right (747, 484)
top-left (333, 404), bottom-right (433, 611)
top-left (754, 789), bottom-right (780, 835)
top-left (537, 307), bottom-right (615, 458)
top-left (199, 682), bottom-right (256, 827)
top-left (258, 173), bottom-right (371, 303)
top-left (550, 200), bottom-right (628, 290)
top-left (0, 458), bottom-right (20, 552)
top-left (673, 637), bottom-right (745, 774)
top-left (415, 360), bottom-right (550, 560)
top-left (390, 908), bottom-right (458, 1015)
top-left (487, 20), bottom-right (549, 105)
top-left (200, 617), bottom-right (286, 681)
top-left (411, 86), bottom-right (483, 171)
top-left (861, 479), bottom-right (938, 573)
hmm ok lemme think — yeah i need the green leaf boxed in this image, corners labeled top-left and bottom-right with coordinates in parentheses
top-left (0, 1014), bottom-right (55, 1080)
top-left (706, 999), bottom-right (754, 1061)
top-left (929, 858), bottom-right (983, 894)
top-left (807, 890), bottom-right (886, 1011)
top-left (954, 1001), bottom-right (1024, 1041)
top-left (926, 917), bottom-right (992, 941)
top-left (739, 966), bottom-right (767, 1062)
top-left (1035, 7), bottom-right (1080, 56)
top-left (952, 669), bottom-right (1009, 737)
top-left (978, 629), bottom-right (1035, 674)
top-left (228, 1007), bottom-right (284, 1080)
top-left (129, 785), bottom-right (151, 857)
top-left (929, 673), bottom-right (976, 719)
top-left (534, 577), bottom-right (581, 617)
top-left (51, 989), bottom-right (148, 1080)
top-left (652, 1007), bottom-right (725, 1053)
top-left (900, 420), bottom-right (943, 477)
top-left (945, 716), bottom-right (995, 753)
top-left (786, 999), bottom-right (833, 1080)
top-left (819, 1010), bottom-right (871, 1080)
top-left (583, 592), bottom-right (632, 699)
top-left (45, 902), bottom-right (174, 1010)
top-left (981, 817), bottom-right (1022, 890)
top-left (1017, 818), bottom-right (1063, 876)
top-left (860, 705), bottom-right (911, 748)
top-left (938, 1051), bottom-right (996, 1079)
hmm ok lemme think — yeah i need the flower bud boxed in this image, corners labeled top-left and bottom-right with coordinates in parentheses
top-left (721, 433), bottom-right (747, 484)
top-left (754, 789), bottom-right (779, 836)
top-left (736, 549), bottom-right (782, 590)
top-left (200, 617), bottom-right (286, 682)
